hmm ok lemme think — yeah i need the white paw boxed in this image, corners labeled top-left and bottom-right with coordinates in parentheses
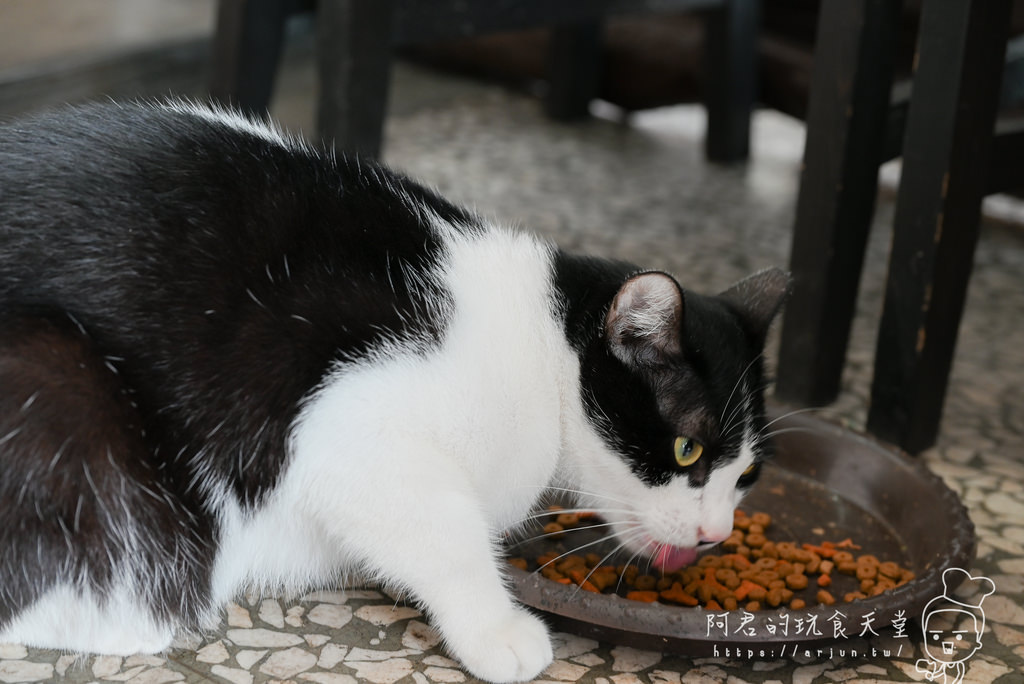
top-left (447, 608), bottom-right (553, 683)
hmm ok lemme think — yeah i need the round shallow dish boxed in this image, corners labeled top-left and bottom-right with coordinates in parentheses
top-left (505, 409), bottom-right (975, 655)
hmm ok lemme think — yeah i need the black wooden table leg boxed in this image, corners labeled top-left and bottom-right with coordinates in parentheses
top-left (774, 0), bottom-right (902, 407)
top-left (315, 0), bottom-right (395, 157)
top-left (544, 21), bottom-right (604, 122)
top-left (210, 0), bottom-right (292, 116)
top-left (702, 0), bottom-right (759, 163)
top-left (867, 0), bottom-right (1011, 453)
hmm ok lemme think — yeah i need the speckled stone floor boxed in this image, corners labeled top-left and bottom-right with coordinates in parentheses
top-left (1, 6), bottom-right (1023, 683)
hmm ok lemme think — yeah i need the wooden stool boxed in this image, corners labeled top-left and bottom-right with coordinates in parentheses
top-left (776, 0), bottom-right (1024, 452)
top-left (209, 0), bottom-right (760, 160)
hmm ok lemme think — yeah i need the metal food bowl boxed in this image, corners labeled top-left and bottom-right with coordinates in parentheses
top-left (505, 408), bottom-right (975, 655)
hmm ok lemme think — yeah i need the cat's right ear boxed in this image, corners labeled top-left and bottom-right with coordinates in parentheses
top-left (605, 272), bottom-right (683, 366)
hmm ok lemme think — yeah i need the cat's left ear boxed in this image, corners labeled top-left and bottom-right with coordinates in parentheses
top-left (718, 267), bottom-right (792, 340)
top-left (605, 272), bottom-right (684, 365)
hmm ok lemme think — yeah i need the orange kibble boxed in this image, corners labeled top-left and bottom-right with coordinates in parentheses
top-left (634, 575), bottom-right (657, 591)
top-left (525, 510), bottom-right (915, 614)
top-left (660, 582), bottom-right (699, 606)
top-left (543, 522), bottom-right (565, 537)
top-left (745, 533), bottom-right (767, 549)
top-left (785, 573), bottom-right (809, 590)
top-left (507, 557), bottom-right (528, 571)
top-left (626, 590), bottom-right (660, 603)
top-left (537, 551), bottom-right (559, 567)
top-left (837, 561), bottom-right (858, 575)
top-left (541, 566), bottom-right (565, 581)
top-left (556, 512), bottom-right (581, 527)
top-left (856, 564), bottom-right (877, 581)
top-left (878, 561), bottom-right (901, 579)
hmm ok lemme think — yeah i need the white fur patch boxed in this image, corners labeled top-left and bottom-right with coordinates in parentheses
top-left (161, 99), bottom-right (313, 156)
top-left (0, 582), bottom-right (173, 655)
top-left (207, 222), bottom-right (578, 591)
top-left (564, 427), bottom-right (757, 559)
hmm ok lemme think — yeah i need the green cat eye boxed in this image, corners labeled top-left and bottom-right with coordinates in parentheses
top-left (673, 436), bottom-right (704, 467)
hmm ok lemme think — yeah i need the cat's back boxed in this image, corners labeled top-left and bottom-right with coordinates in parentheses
top-left (0, 100), bottom-right (489, 360)
top-left (0, 100), bottom-right (469, 298)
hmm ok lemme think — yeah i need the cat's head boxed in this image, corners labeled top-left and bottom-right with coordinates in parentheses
top-left (570, 267), bottom-right (790, 572)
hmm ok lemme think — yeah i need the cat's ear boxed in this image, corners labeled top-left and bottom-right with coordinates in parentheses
top-left (718, 267), bottom-right (791, 340)
top-left (605, 272), bottom-right (683, 365)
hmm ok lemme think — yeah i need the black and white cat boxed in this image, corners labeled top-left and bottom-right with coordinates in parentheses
top-left (0, 101), bottom-right (788, 682)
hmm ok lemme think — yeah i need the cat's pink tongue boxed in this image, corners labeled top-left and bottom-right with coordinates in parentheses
top-left (653, 546), bottom-right (697, 572)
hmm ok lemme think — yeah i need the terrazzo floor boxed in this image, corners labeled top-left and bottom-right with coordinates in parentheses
top-left (1, 5), bottom-right (1023, 683)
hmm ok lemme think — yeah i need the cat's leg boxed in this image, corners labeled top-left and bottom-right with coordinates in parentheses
top-left (351, 487), bottom-right (551, 682)
top-left (293, 441), bottom-right (551, 683)
top-left (0, 315), bottom-right (212, 653)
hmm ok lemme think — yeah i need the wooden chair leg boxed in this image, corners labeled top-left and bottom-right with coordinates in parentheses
top-left (315, 0), bottom-right (395, 157)
top-left (544, 21), bottom-right (604, 122)
top-left (867, 0), bottom-right (1012, 452)
top-left (210, 0), bottom-right (293, 116)
top-left (774, 0), bottom-right (902, 407)
top-left (702, 0), bottom-right (759, 163)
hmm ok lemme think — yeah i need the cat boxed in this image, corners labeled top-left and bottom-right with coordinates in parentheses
top-left (0, 100), bottom-right (788, 683)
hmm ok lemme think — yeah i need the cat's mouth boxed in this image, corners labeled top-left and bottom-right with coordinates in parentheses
top-left (650, 540), bottom-right (720, 572)
top-left (652, 545), bottom-right (698, 572)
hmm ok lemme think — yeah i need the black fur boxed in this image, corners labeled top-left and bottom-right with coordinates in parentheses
top-left (552, 252), bottom-right (783, 487)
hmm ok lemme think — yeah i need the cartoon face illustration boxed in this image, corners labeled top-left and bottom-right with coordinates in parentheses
top-left (922, 608), bottom-right (982, 664)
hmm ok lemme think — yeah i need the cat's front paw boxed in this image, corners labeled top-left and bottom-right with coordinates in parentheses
top-left (447, 608), bottom-right (552, 683)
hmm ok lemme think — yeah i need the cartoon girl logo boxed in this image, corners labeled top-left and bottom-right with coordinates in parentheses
top-left (915, 567), bottom-right (996, 684)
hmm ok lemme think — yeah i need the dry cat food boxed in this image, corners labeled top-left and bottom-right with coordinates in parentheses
top-left (508, 507), bottom-right (916, 611)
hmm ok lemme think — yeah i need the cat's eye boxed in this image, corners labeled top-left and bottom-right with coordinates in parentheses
top-left (673, 436), bottom-right (704, 467)
top-left (741, 462), bottom-right (758, 477)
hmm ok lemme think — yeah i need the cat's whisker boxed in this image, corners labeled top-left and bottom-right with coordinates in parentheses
top-left (506, 520), bottom-right (623, 548)
top-left (512, 508), bottom-right (633, 529)
top-left (527, 485), bottom-right (634, 508)
top-left (530, 532), bottom-right (637, 577)
top-left (719, 357), bottom-right (759, 423)
top-left (521, 506), bottom-right (626, 518)
top-left (759, 405), bottom-right (827, 432)
top-left (720, 408), bottom-right (744, 445)
top-left (566, 528), bottom-right (650, 599)
top-left (755, 425), bottom-right (821, 443)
